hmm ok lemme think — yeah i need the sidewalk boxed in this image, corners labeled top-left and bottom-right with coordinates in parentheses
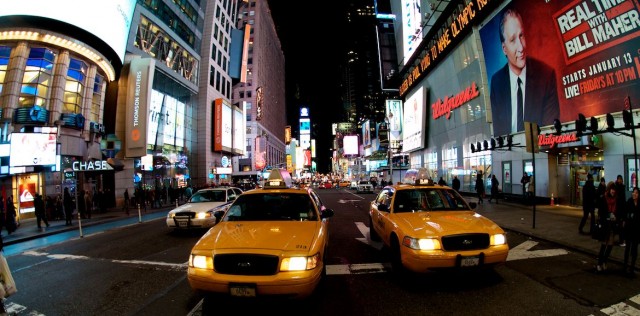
top-left (471, 196), bottom-right (632, 269)
top-left (1, 202), bottom-right (178, 246)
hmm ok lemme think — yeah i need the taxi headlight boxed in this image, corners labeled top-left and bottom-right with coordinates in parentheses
top-left (491, 233), bottom-right (507, 246)
top-left (403, 236), bottom-right (441, 250)
top-left (167, 213), bottom-right (174, 219)
top-left (280, 253), bottom-right (320, 271)
top-left (189, 254), bottom-right (213, 269)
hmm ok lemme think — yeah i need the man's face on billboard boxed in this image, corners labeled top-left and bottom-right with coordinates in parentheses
top-left (501, 14), bottom-right (527, 75)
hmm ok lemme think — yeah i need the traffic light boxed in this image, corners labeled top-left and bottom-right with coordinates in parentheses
top-left (606, 113), bottom-right (615, 130)
top-left (576, 114), bottom-right (587, 136)
top-left (470, 143), bottom-right (476, 153)
top-left (476, 141), bottom-right (482, 152)
top-left (553, 119), bottom-right (562, 135)
top-left (490, 138), bottom-right (496, 150)
top-left (623, 110), bottom-right (633, 128)
top-left (589, 117), bottom-right (598, 133)
top-left (507, 135), bottom-right (513, 149)
top-left (483, 140), bottom-right (489, 151)
top-left (497, 136), bottom-right (504, 148)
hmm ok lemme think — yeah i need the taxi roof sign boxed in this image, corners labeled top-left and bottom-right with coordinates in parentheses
top-left (264, 168), bottom-right (292, 189)
top-left (403, 168), bottom-right (434, 186)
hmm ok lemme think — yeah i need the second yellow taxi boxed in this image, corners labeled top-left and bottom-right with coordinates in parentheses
top-left (369, 168), bottom-right (509, 273)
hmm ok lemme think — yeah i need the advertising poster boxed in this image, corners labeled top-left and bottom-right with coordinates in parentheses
top-left (402, 86), bottom-right (426, 152)
top-left (19, 182), bottom-right (36, 214)
top-left (480, 0), bottom-right (640, 136)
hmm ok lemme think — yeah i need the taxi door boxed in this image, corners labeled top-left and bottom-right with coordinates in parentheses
top-left (370, 188), bottom-right (393, 243)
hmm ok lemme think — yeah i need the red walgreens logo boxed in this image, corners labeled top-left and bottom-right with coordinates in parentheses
top-left (431, 82), bottom-right (480, 120)
top-left (538, 133), bottom-right (579, 148)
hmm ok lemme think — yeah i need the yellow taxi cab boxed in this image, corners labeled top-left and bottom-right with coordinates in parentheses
top-left (187, 169), bottom-right (335, 299)
top-left (369, 168), bottom-right (508, 273)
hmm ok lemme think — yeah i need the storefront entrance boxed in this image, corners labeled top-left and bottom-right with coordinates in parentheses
top-left (570, 161), bottom-right (604, 206)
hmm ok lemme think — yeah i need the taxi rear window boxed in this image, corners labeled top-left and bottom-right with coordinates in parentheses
top-left (224, 193), bottom-right (318, 221)
top-left (393, 188), bottom-right (468, 212)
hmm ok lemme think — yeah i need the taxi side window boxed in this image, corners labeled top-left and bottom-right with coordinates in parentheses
top-left (375, 189), bottom-right (392, 207)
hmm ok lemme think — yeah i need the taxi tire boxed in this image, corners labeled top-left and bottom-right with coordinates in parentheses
top-left (369, 217), bottom-right (381, 241)
top-left (390, 236), bottom-right (407, 275)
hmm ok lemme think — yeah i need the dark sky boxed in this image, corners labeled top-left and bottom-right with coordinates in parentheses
top-left (267, 1), bottom-right (349, 173)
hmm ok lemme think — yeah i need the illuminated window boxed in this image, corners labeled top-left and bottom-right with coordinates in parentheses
top-left (0, 46), bottom-right (12, 95)
top-left (20, 47), bottom-right (54, 108)
top-left (90, 73), bottom-right (104, 122)
top-left (63, 58), bottom-right (87, 114)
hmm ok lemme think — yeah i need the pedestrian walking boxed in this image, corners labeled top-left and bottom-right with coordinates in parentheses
top-left (520, 173), bottom-right (530, 198)
top-left (623, 187), bottom-right (640, 276)
top-left (615, 175), bottom-right (628, 246)
top-left (5, 196), bottom-right (16, 234)
top-left (488, 174), bottom-right (500, 204)
top-left (84, 190), bottom-right (92, 219)
top-left (595, 181), bottom-right (622, 272)
top-left (63, 188), bottom-right (74, 226)
top-left (124, 189), bottom-right (130, 215)
top-left (34, 193), bottom-right (49, 229)
top-left (438, 177), bottom-right (446, 186)
top-left (475, 172), bottom-right (485, 204)
top-left (579, 174), bottom-right (597, 235)
top-left (452, 175), bottom-right (460, 192)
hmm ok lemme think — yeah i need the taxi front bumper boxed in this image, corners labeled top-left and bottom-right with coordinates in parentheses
top-left (188, 266), bottom-right (323, 299)
top-left (401, 245), bottom-right (509, 273)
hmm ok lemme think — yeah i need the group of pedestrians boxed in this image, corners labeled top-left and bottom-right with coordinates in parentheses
top-left (579, 174), bottom-right (640, 275)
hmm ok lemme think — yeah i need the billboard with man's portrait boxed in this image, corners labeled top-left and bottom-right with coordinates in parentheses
top-left (480, 0), bottom-right (640, 136)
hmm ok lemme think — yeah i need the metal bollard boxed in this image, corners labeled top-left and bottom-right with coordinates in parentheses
top-left (138, 203), bottom-right (142, 223)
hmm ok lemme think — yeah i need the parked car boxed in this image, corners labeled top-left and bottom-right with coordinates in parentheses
top-left (187, 169), bottom-right (335, 299)
top-left (369, 168), bottom-right (509, 274)
top-left (319, 181), bottom-right (333, 189)
top-left (356, 181), bottom-right (374, 194)
top-left (166, 187), bottom-right (243, 230)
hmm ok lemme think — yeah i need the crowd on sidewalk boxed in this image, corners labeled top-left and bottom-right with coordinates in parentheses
top-left (578, 174), bottom-right (640, 276)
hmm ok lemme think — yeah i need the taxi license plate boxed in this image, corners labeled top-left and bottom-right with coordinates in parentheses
top-left (460, 256), bottom-right (480, 267)
top-left (230, 284), bottom-right (256, 297)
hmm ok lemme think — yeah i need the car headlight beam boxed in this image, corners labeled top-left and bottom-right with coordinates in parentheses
top-left (280, 253), bottom-right (320, 271)
top-left (491, 233), bottom-right (507, 246)
top-left (190, 254), bottom-right (213, 269)
top-left (403, 236), bottom-right (441, 250)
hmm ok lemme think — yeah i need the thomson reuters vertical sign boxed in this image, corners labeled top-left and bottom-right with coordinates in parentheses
top-left (124, 58), bottom-right (155, 158)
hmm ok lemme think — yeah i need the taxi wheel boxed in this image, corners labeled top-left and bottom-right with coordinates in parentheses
top-left (369, 217), bottom-right (380, 241)
top-left (390, 236), bottom-right (406, 275)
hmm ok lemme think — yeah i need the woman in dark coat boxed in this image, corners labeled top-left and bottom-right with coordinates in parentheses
top-left (5, 196), bottom-right (17, 234)
top-left (595, 181), bottom-right (622, 272)
top-left (475, 173), bottom-right (485, 204)
top-left (623, 187), bottom-right (640, 275)
top-left (489, 175), bottom-right (500, 204)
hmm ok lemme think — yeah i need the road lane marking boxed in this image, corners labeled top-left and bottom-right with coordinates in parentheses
top-left (507, 240), bottom-right (568, 261)
top-left (326, 263), bottom-right (388, 275)
top-left (355, 222), bottom-right (383, 250)
top-left (22, 251), bottom-right (187, 270)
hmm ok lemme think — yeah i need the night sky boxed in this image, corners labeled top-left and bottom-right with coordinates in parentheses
top-left (267, 1), bottom-right (349, 173)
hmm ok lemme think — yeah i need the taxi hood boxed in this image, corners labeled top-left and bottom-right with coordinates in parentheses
top-left (395, 211), bottom-right (503, 236)
top-left (197, 221), bottom-right (322, 251)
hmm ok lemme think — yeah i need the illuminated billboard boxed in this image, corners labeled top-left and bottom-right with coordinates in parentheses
top-left (0, 0), bottom-right (136, 62)
top-left (343, 135), bottom-right (359, 155)
top-left (300, 118), bottom-right (311, 135)
top-left (402, 87), bottom-right (425, 152)
top-left (479, 0), bottom-right (640, 135)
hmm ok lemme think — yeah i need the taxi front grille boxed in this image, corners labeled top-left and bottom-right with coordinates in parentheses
top-left (175, 212), bottom-right (195, 218)
top-left (441, 234), bottom-right (489, 251)
top-left (214, 254), bottom-right (279, 275)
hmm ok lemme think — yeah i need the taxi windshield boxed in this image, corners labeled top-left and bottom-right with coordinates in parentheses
top-left (393, 188), bottom-right (469, 213)
top-left (189, 190), bottom-right (226, 203)
top-left (224, 193), bottom-right (318, 221)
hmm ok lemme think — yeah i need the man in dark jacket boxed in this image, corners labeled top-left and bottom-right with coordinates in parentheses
top-left (579, 174), bottom-right (596, 235)
top-left (615, 175), bottom-right (627, 245)
top-left (34, 193), bottom-right (50, 229)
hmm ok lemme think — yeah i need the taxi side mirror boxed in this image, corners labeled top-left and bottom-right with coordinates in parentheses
top-left (468, 202), bottom-right (478, 209)
top-left (321, 208), bottom-right (335, 219)
top-left (214, 210), bottom-right (225, 223)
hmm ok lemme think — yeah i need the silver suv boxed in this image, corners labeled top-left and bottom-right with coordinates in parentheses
top-left (357, 181), bottom-right (373, 193)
